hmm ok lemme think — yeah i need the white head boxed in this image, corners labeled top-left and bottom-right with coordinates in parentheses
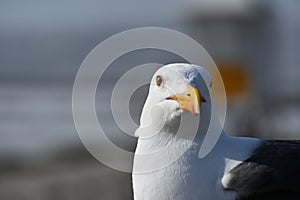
top-left (137, 63), bottom-right (212, 136)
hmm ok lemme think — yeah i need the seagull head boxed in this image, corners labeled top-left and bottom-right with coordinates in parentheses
top-left (139, 63), bottom-right (212, 132)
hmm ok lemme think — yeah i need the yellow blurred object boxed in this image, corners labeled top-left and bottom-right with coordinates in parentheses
top-left (214, 62), bottom-right (250, 98)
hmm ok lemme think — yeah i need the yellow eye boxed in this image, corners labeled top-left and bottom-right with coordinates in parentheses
top-left (156, 75), bottom-right (163, 87)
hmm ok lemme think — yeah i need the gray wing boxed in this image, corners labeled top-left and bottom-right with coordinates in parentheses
top-left (225, 140), bottom-right (300, 200)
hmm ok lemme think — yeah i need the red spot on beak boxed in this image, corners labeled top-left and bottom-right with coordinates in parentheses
top-left (191, 106), bottom-right (197, 115)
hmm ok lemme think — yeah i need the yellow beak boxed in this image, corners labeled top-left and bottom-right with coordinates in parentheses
top-left (171, 84), bottom-right (202, 115)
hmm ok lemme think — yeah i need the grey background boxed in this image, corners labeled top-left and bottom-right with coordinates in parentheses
top-left (1, 0), bottom-right (300, 199)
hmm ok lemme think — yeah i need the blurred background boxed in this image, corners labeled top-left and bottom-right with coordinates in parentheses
top-left (1, 0), bottom-right (300, 199)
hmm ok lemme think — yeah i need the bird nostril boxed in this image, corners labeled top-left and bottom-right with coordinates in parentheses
top-left (186, 93), bottom-right (191, 97)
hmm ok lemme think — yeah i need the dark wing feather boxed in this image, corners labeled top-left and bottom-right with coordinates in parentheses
top-left (225, 140), bottom-right (300, 200)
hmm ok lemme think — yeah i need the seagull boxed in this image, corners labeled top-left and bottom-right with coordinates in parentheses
top-left (132, 63), bottom-right (300, 200)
